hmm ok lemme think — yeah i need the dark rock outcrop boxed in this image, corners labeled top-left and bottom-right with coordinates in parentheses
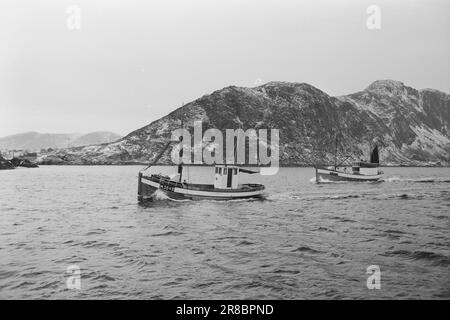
top-left (10, 157), bottom-right (39, 168)
top-left (0, 156), bottom-right (15, 170)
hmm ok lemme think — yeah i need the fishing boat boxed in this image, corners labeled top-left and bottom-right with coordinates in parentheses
top-left (137, 112), bottom-right (265, 202)
top-left (315, 144), bottom-right (383, 182)
top-left (138, 164), bottom-right (265, 201)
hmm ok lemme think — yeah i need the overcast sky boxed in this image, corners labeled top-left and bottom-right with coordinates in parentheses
top-left (0, 0), bottom-right (449, 137)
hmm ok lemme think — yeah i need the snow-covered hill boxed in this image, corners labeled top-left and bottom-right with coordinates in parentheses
top-left (0, 131), bottom-right (122, 152)
top-left (37, 80), bottom-right (450, 166)
top-left (68, 131), bottom-right (122, 147)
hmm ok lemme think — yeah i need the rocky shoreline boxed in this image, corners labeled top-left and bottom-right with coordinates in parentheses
top-left (2, 153), bottom-right (447, 168)
top-left (0, 156), bottom-right (39, 170)
top-left (34, 158), bottom-right (448, 168)
top-left (0, 156), bottom-right (15, 170)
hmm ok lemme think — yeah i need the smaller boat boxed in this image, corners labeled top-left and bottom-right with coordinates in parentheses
top-left (315, 145), bottom-right (383, 182)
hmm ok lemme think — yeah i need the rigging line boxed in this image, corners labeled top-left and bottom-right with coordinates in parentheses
top-left (142, 104), bottom-right (185, 173)
top-left (333, 109), bottom-right (343, 169)
top-left (336, 155), bottom-right (353, 168)
top-left (141, 140), bottom-right (174, 171)
top-left (290, 146), bottom-right (316, 168)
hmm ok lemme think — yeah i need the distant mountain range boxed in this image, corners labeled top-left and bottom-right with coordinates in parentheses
top-left (0, 131), bottom-right (122, 151)
top-left (36, 80), bottom-right (450, 166)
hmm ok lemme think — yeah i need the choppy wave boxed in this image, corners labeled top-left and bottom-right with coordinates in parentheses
top-left (383, 250), bottom-right (450, 267)
top-left (151, 230), bottom-right (184, 237)
top-left (1, 165), bottom-right (449, 299)
top-left (291, 246), bottom-right (322, 254)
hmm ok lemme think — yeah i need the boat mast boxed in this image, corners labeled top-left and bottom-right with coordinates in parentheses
top-left (334, 133), bottom-right (338, 169)
top-left (333, 109), bottom-right (342, 170)
top-left (178, 103), bottom-right (184, 183)
top-left (233, 120), bottom-right (239, 167)
top-left (227, 116), bottom-right (241, 168)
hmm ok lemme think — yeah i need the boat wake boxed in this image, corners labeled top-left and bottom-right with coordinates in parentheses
top-left (310, 176), bottom-right (346, 184)
top-left (205, 196), bottom-right (267, 203)
top-left (267, 191), bottom-right (362, 201)
top-left (312, 175), bottom-right (450, 184)
top-left (266, 190), bottom-right (442, 202)
top-left (310, 176), bottom-right (379, 184)
top-left (384, 176), bottom-right (450, 183)
top-left (152, 189), bottom-right (171, 200)
top-left (151, 190), bottom-right (191, 202)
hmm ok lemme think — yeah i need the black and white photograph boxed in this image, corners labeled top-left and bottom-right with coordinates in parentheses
top-left (0, 0), bottom-right (449, 308)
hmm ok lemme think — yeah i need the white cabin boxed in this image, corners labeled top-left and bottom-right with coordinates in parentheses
top-left (352, 162), bottom-right (379, 176)
top-left (214, 165), bottom-right (239, 189)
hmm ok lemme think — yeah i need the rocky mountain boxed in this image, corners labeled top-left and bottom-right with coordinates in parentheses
top-left (0, 131), bottom-right (122, 151)
top-left (37, 80), bottom-right (450, 166)
top-left (0, 132), bottom-right (80, 151)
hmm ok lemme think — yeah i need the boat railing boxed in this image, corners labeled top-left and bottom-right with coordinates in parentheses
top-left (149, 174), bottom-right (184, 188)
